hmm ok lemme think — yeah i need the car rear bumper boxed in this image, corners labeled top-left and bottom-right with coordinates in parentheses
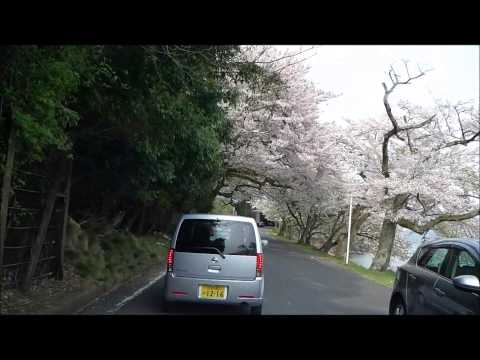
top-left (164, 273), bottom-right (264, 306)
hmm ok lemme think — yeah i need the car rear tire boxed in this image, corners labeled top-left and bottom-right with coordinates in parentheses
top-left (163, 299), bottom-right (174, 313)
top-left (390, 298), bottom-right (406, 315)
top-left (251, 305), bottom-right (262, 315)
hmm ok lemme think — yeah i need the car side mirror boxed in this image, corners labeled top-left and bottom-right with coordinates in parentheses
top-left (261, 239), bottom-right (268, 247)
top-left (453, 275), bottom-right (480, 292)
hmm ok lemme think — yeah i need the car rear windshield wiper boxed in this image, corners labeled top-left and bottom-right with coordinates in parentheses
top-left (192, 246), bottom-right (226, 259)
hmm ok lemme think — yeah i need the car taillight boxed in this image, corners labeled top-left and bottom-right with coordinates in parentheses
top-left (167, 249), bottom-right (174, 272)
top-left (256, 253), bottom-right (263, 277)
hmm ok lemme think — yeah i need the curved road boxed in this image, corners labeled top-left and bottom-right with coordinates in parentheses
top-left (81, 229), bottom-right (391, 315)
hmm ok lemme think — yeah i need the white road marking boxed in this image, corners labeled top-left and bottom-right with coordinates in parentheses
top-left (107, 271), bottom-right (166, 314)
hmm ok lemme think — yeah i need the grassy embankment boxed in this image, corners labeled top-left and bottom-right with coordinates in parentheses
top-left (1, 220), bottom-right (169, 314)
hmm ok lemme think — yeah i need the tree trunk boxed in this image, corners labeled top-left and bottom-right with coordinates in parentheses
top-left (297, 212), bottom-right (317, 245)
top-left (100, 192), bottom-right (116, 219)
top-left (297, 222), bottom-right (310, 245)
top-left (335, 231), bottom-right (348, 258)
top-left (22, 159), bottom-right (66, 291)
top-left (304, 234), bottom-right (312, 246)
top-left (319, 238), bottom-right (337, 253)
top-left (334, 207), bottom-right (365, 259)
top-left (279, 218), bottom-right (287, 236)
top-left (57, 158), bottom-right (72, 280)
top-left (125, 206), bottom-right (142, 232)
top-left (147, 202), bottom-right (164, 233)
top-left (110, 210), bottom-right (126, 229)
top-left (349, 211), bottom-right (370, 249)
top-left (287, 221), bottom-right (296, 240)
top-left (0, 123), bottom-right (16, 287)
top-left (334, 207), bottom-right (370, 259)
top-left (286, 223), bottom-right (294, 241)
top-left (136, 204), bottom-right (147, 235)
top-left (320, 212), bottom-right (344, 252)
top-left (300, 216), bottom-right (309, 244)
top-left (370, 194), bottom-right (408, 271)
top-left (370, 217), bottom-right (397, 271)
top-left (297, 228), bottom-right (306, 244)
top-left (303, 229), bottom-right (312, 245)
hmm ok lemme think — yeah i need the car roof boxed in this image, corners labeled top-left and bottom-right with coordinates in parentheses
top-left (181, 213), bottom-right (256, 224)
top-left (422, 238), bottom-right (480, 254)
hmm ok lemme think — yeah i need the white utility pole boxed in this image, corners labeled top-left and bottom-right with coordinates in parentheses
top-left (346, 193), bottom-right (353, 265)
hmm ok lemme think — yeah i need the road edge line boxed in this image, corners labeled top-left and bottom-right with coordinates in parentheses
top-left (106, 271), bottom-right (166, 314)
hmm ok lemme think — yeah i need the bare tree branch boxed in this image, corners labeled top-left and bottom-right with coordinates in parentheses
top-left (381, 129), bottom-right (397, 178)
top-left (357, 232), bottom-right (377, 241)
top-left (403, 116), bottom-right (416, 154)
top-left (454, 105), bottom-right (467, 140)
top-left (225, 168), bottom-right (291, 190)
top-left (382, 85), bottom-right (400, 129)
top-left (403, 60), bottom-right (411, 78)
top-left (247, 47), bottom-right (314, 65)
top-left (458, 194), bottom-right (480, 199)
top-left (383, 63), bottom-right (428, 97)
top-left (286, 202), bottom-right (304, 229)
top-left (397, 208), bottom-right (480, 234)
top-left (273, 54), bottom-right (315, 74)
top-left (380, 63), bottom-right (433, 178)
top-left (400, 114), bottom-right (436, 131)
top-left (435, 131), bottom-right (480, 151)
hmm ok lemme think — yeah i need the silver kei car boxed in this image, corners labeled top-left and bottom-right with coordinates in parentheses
top-left (163, 214), bottom-right (267, 314)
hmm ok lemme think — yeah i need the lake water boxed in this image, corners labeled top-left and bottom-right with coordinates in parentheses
top-left (350, 229), bottom-right (440, 271)
top-left (350, 253), bottom-right (406, 271)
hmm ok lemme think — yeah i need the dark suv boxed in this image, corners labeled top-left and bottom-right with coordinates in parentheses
top-left (389, 238), bottom-right (480, 315)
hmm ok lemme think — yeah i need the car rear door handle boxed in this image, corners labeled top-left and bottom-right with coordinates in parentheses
top-left (434, 287), bottom-right (445, 297)
top-left (408, 274), bottom-right (417, 280)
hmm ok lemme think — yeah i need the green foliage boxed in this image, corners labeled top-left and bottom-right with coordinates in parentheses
top-left (1, 46), bottom-right (92, 160)
top-left (67, 231), bottom-right (167, 282)
top-left (64, 45), bottom-right (258, 220)
top-left (2, 45), bottom-right (271, 236)
top-left (210, 197), bottom-right (235, 215)
top-left (0, 45), bottom-right (279, 291)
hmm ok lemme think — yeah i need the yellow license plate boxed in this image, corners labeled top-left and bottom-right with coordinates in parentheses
top-left (199, 285), bottom-right (227, 300)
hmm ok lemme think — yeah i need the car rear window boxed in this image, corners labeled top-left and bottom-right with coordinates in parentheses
top-left (175, 219), bottom-right (257, 256)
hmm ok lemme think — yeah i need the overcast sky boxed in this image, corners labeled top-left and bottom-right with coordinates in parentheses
top-left (283, 45), bottom-right (479, 123)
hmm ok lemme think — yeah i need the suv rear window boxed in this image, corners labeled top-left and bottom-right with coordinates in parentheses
top-left (175, 219), bottom-right (257, 256)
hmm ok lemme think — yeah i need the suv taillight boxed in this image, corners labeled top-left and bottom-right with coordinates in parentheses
top-left (256, 253), bottom-right (263, 277)
top-left (167, 249), bottom-right (174, 272)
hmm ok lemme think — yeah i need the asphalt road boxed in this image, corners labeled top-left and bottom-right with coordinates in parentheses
top-left (82, 229), bottom-right (391, 315)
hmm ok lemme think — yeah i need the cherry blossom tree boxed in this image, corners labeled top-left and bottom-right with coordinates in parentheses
top-left (292, 63), bottom-right (479, 266)
top-left (219, 50), bottom-right (479, 271)
top-left (250, 118), bottom-right (356, 246)
top-left (218, 46), bottom-right (335, 206)
top-left (335, 62), bottom-right (480, 270)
